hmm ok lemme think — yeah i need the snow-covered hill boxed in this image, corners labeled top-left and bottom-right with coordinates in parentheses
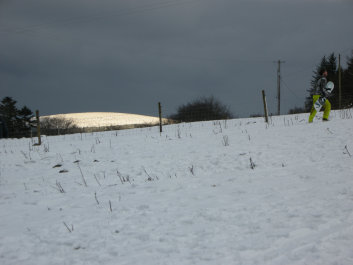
top-left (0, 110), bottom-right (353, 265)
top-left (41, 112), bottom-right (166, 128)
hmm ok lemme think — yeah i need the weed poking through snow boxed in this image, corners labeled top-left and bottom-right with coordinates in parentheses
top-left (55, 181), bottom-right (65, 193)
top-left (63, 222), bottom-right (73, 233)
top-left (222, 135), bottom-right (229, 146)
top-left (189, 165), bottom-right (195, 176)
top-left (117, 170), bottom-right (132, 184)
top-left (250, 157), bottom-right (256, 170)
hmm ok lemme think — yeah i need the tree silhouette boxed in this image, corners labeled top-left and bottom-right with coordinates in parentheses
top-left (170, 96), bottom-right (233, 122)
top-left (0, 97), bottom-right (34, 138)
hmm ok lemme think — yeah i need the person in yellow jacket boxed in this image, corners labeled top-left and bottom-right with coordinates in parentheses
top-left (308, 69), bottom-right (331, 123)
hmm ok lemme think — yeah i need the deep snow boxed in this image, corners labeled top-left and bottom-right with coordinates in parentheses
top-left (0, 110), bottom-right (353, 265)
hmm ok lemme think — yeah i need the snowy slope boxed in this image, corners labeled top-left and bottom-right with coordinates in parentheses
top-left (0, 110), bottom-right (353, 265)
top-left (41, 112), bottom-right (166, 128)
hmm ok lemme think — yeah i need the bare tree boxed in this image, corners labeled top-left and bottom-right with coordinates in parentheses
top-left (40, 117), bottom-right (78, 135)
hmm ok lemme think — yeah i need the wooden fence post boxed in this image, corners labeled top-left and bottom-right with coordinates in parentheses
top-left (36, 110), bottom-right (41, 145)
top-left (158, 102), bottom-right (162, 134)
top-left (262, 90), bottom-right (269, 123)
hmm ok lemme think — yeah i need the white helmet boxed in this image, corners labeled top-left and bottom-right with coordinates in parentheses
top-left (325, 81), bottom-right (334, 94)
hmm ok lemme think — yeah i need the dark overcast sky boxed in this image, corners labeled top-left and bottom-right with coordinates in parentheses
top-left (1, 0), bottom-right (352, 117)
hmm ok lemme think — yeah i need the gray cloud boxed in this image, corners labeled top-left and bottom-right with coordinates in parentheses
top-left (1, 0), bottom-right (352, 117)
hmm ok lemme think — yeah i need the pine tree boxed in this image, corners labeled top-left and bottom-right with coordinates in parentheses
top-left (326, 53), bottom-right (339, 109)
top-left (305, 56), bottom-right (328, 111)
top-left (0, 97), bottom-right (18, 137)
top-left (341, 51), bottom-right (353, 108)
top-left (305, 53), bottom-right (339, 111)
top-left (0, 97), bottom-right (34, 137)
top-left (17, 106), bottom-right (34, 134)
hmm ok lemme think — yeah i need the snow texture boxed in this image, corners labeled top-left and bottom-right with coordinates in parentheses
top-left (1, 110), bottom-right (353, 265)
top-left (41, 112), bottom-right (165, 128)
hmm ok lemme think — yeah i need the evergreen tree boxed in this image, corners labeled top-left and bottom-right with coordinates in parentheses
top-left (17, 106), bottom-right (34, 133)
top-left (0, 97), bottom-right (34, 137)
top-left (0, 97), bottom-right (18, 137)
top-left (326, 53), bottom-right (339, 109)
top-left (341, 51), bottom-right (353, 108)
top-left (305, 53), bottom-right (339, 111)
top-left (306, 56), bottom-right (325, 111)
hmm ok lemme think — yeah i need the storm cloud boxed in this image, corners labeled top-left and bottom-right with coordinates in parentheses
top-left (1, 0), bottom-right (352, 117)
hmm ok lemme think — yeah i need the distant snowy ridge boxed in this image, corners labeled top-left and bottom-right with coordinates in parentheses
top-left (41, 112), bottom-right (167, 128)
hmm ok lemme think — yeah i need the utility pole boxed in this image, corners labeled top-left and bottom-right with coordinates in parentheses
top-left (276, 60), bottom-right (285, 115)
top-left (339, 54), bottom-right (342, 109)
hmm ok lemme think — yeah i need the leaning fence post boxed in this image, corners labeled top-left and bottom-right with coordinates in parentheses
top-left (158, 102), bottom-right (162, 134)
top-left (262, 90), bottom-right (269, 123)
top-left (36, 110), bottom-right (41, 145)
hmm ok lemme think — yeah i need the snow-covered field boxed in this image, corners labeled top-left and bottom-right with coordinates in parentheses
top-left (41, 112), bottom-right (166, 128)
top-left (1, 110), bottom-right (353, 265)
